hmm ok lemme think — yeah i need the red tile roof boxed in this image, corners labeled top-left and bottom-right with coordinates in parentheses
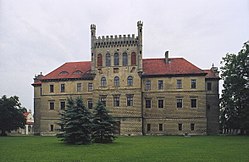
top-left (204, 69), bottom-right (220, 79)
top-left (41, 61), bottom-right (91, 80)
top-left (142, 58), bottom-right (206, 76)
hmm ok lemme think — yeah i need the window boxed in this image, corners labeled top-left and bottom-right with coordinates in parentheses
top-left (113, 96), bottom-right (120, 107)
top-left (158, 99), bottom-right (164, 108)
top-left (60, 101), bottom-right (65, 110)
top-left (207, 82), bottom-right (212, 91)
top-left (158, 80), bottom-right (163, 90)
top-left (145, 99), bottom-right (151, 108)
top-left (88, 100), bottom-right (93, 109)
top-left (176, 98), bottom-right (183, 108)
top-left (114, 76), bottom-right (120, 87)
top-left (178, 123), bottom-right (182, 131)
top-left (49, 101), bottom-right (55, 110)
top-left (131, 52), bottom-right (136, 66)
top-left (191, 123), bottom-right (195, 131)
top-left (60, 84), bottom-right (65, 92)
top-left (145, 80), bottom-right (151, 91)
top-left (88, 83), bottom-right (93, 92)
top-left (127, 76), bottom-right (133, 86)
top-left (50, 125), bottom-right (54, 131)
top-left (50, 85), bottom-right (54, 93)
top-left (159, 124), bottom-right (163, 131)
top-left (191, 99), bottom-right (197, 108)
top-left (191, 79), bottom-right (196, 89)
top-left (122, 52), bottom-right (128, 66)
top-left (76, 83), bottom-right (82, 92)
top-left (127, 95), bottom-right (133, 106)
top-left (101, 77), bottom-right (107, 87)
top-left (176, 79), bottom-right (182, 89)
top-left (114, 53), bottom-right (119, 66)
top-left (106, 53), bottom-right (111, 67)
top-left (99, 96), bottom-right (107, 106)
top-left (207, 104), bottom-right (211, 110)
top-left (147, 124), bottom-right (151, 132)
top-left (97, 53), bottom-right (102, 66)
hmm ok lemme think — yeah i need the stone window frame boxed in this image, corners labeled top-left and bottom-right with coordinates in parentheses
top-left (113, 95), bottom-right (120, 107)
top-left (176, 79), bottom-right (182, 89)
top-left (122, 52), bottom-right (128, 66)
top-left (87, 99), bottom-right (93, 109)
top-left (49, 84), bottom-right (54, 93)
top-left (126, 94), bottom-right (134, 107)
top-left (97, 53), bottom-right (103, 67)
top-left (190, 98), bottom-right (197, 108)
top-left (190, 123), bottom-right (195, 131)
top-left (127, 76), bottom-right (133, 86)
top-left (99, 95), bottom-right (107, 106)
top-left (159, 123), bottom-right (163, 131)
top-left (101, 76), bottom-right (107, 87)
top-left (145, 98), bottom-right (152, 108)
top-left (49, 100), bottom-right (55, 110)
top-left (114, 76), bottom-right (120, 87)
top-left (178, 123), bottom-right (183, 131)
top-left (106, 53), bottom-right (111, 67)
top-left (88, 83), bottom-right (93, 92)
top-left (158, 80), bottom-right (164, 90)
top-left (145, 80), bottom-right (151, 91)
top-left (76, 83), bottom-right (82, 92)
top-left (147, 123), bottom-right (151, 132)
top-left (60, 83), bottom-right (65, 93)
top-left (114, 52), bottom-right (119, 66)
top-left (191, 79), bottom-right (197, 89)
top-left (60, 100), bottom-right (66, 110)
top-left (158, 99), bottom-right (164, 108)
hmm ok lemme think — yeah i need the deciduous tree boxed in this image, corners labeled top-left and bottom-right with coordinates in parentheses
top-left (0, 95), bottom-right (26, 136)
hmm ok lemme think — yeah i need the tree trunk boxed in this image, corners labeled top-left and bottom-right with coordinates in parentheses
top-left (0, 130), bottom-right (7, 136)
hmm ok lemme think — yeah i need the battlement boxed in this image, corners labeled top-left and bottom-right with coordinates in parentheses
top-left (93, 34), bottom-right (138, 48)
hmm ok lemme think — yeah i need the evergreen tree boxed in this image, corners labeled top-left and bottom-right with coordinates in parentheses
top-left (92, 101), bottom-right (117, 143)
top-left (220, 41), bottom-right (249, 134)
top-left (57, 97), bottom-right (92, 144)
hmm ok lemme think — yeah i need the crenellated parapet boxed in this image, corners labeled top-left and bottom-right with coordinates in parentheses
top-left (93, 34), bottom-right (138, 48)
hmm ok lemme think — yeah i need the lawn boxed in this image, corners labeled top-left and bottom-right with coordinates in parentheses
top-left (0, 136), bottom-right (249, 162)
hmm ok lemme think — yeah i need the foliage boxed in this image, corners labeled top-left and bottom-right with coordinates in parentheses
top-left (92, 101), bottom-right (117, 143)
top-left (220, 41), bottom-right (249, 134)
top-left (1, 136), bottom-right (249, 162)
top-left (0, 95), bottom-right (26, 136)
top-left (57, 97), bottom-right (92, 144)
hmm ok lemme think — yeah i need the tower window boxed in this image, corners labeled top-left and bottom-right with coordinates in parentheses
top-left (101, 77), bottom-right (107, 87)
top-left (122, 52), bottom-right (128, 66)
top-left (131, 52), bottom-right (136, 66)
top-left (97, 53), bottom-right (103, 67)
top-left (114, 76), bottom-right (120, 87)
top-left (127, 76), bottom-right (133, 86)
top-left (106, 53), bottom-right (111, 67)
top-left (114, 53), bottom-right (119, 66)
top-left (207, 82), bottom-right (212, 91)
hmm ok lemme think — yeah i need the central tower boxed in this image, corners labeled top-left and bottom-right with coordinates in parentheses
top-left (89, 21), bottom-right (144, 135)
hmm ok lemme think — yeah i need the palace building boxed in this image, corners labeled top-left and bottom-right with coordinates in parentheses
top-left (32, 21), bottom-right (220, 136)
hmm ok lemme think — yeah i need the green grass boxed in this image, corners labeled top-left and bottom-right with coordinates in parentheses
top-left (0, 136), bottom-right (249, 162)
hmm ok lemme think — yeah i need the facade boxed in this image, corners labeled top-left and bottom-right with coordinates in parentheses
top-left (32, 21), bottom-right (220, 136)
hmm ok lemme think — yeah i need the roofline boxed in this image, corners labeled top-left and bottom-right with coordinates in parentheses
top-left (142, 72), bottom-right (207, 78)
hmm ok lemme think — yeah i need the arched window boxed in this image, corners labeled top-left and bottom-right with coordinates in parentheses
top-left (127, 76), bottom-right (133, 86)
top-left (131, 52), bottom-right (136, 66)
top-left (114, 76), bottom-right (120, 87)
top-left (101, 77), bottom-right (107, 87)
top-left (122, 52), bottom-right (128, 66)
top-left (114, 53), bottom-right (119, 66)
top-left (106, 53), bottom-right (111, 67)
top-left (97, 53), bottom-right (102, 66)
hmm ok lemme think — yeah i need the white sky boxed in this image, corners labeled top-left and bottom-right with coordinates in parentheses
top-left (0, 0), bottom-right (248, 111)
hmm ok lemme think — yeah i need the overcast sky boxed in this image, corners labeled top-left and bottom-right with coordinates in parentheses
top-left (0, 0), bottom-right (248, 111)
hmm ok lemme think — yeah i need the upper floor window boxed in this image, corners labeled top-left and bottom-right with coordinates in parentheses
top-left (106, 53), bottom-right (111, 67)
top-left (191, 79), bottom-right (196, 89)
top-left (127, 76), bottom-right (133, 86)
top-left (97, 53), bottom-right (102, 67)
top-left (49, 101), bottom-right (55, 110)
top-left (60, 101), bottom-right (65, 110)
top-left (122, 52), bottom-right (128, 66)
top-left (207, 82), bottom-right (212, 91)
top-left (145, 99), bottom-right (152, 108)
top-left (145, 80), bottom-right (151, 91)
top-left (158, 99), bottom-right (164, 108)
top-left (158, 80), bottom-right (163, 90)
top-left (126, 95), bottom-right (133, 107)
top-left (176, 79), bottom-right (182, 89)
top-left (131, 52), bottom-right (136, 66)
top-left (114, 76), bottom-right (120, 87)
top-left (101, 77), bottom-right (107, 87)
top-left (60, 84), bottom-right (65, 92)
top-left (113, 96), bottom-right (120, 107)
top-left (50, 85), bottom-right (54, 93)
top-left (88, 83), bottom-right (93, 92)
top-left (114, 53), bottom-right (119, 66)
top-left (76, 83), bottom-right (82, 92)
top-left (176, 98), bottom-right (183, 108)
top-left (191, 98), bottom-right (197, 108)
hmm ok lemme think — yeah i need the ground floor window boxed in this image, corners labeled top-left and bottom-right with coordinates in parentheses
top-left (159, 124), bottom-right (163, 131)
top-left (178, 123), bottom-right (182, 131)
top-left (147, 124), bottom-right (151, 132)
top-left (191, 123), bottom-right (195, 131)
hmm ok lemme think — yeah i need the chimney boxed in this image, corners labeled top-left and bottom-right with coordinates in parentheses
top-left (165, 51), bottom-right (169, 63)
